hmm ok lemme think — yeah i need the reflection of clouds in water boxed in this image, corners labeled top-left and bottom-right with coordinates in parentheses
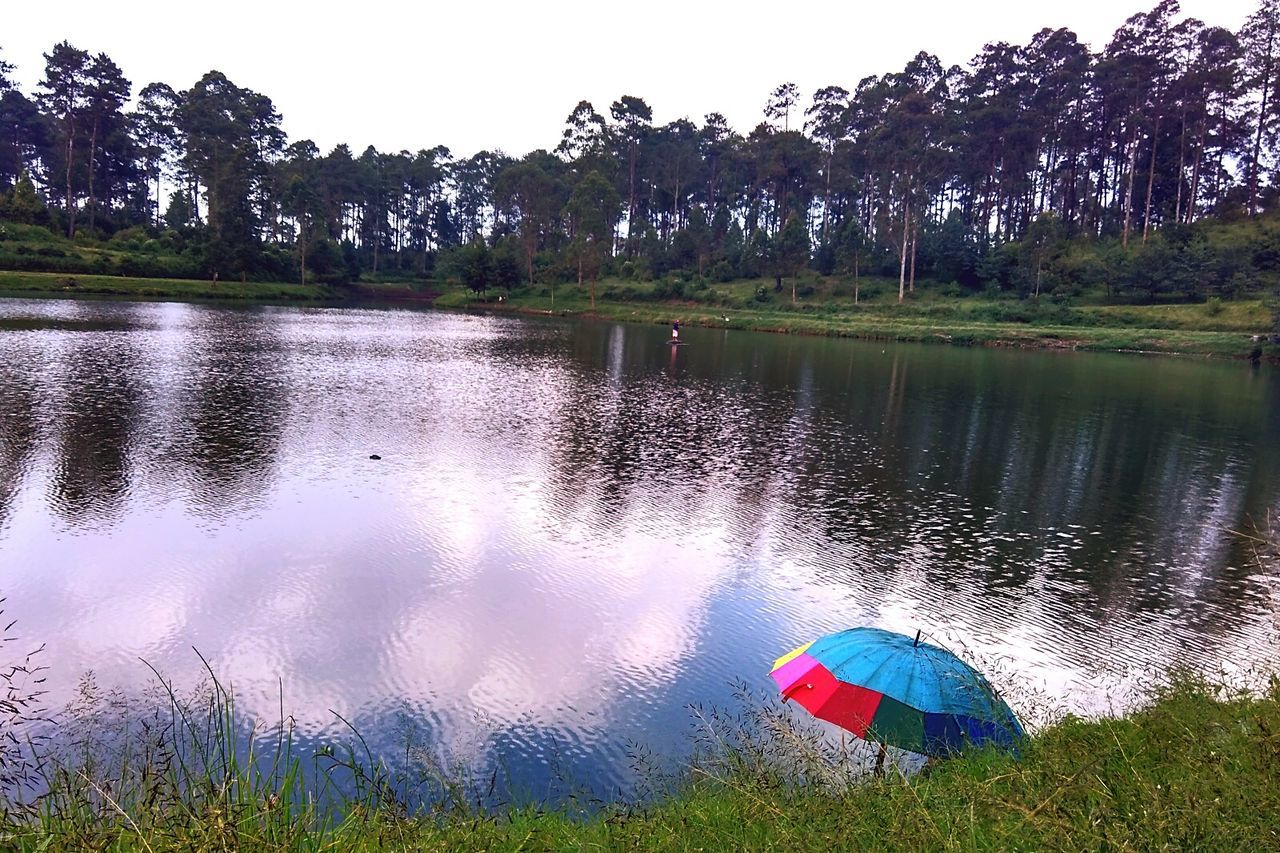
top-left (0, 299), bottom-right (1278, 797)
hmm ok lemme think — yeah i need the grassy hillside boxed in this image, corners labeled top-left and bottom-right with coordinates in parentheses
top-left (434, 275), bottom-right (1280, 360)
top-left (0, 222), bottom-right (205, 279)
top-left (0, 270), bottom-right (338, 302)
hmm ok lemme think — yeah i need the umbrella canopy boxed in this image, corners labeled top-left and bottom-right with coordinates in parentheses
top-left (769, 627), bottom-right (1024, 757)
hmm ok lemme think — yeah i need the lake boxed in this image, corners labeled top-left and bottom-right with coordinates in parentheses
top-left (0, 297), bottom-right (1277, 800)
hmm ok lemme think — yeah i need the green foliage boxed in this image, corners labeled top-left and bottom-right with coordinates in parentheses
top-left (3, 668), bottom-right (1278, 850)
top-left (2, 170), bottom-right (43, 225)
top-left (437, 240), bottom-right (494, 294)
top-left (2, 6), bottom-right (1280, 298)
top-left (0, 270), bottom-right (335, 301)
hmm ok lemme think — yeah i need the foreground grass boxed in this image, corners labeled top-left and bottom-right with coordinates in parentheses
top-left (435, 277), bottom-right (1280, 360)
top-left (3, 677), bottom-right (1277, 851)
top-left (0, 270), bottom-right (339, 302)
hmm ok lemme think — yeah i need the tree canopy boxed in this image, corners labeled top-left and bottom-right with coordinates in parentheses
top-left (0, 0), bottom-right (1277, 296)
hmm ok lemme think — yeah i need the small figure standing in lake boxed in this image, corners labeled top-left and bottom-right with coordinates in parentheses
top-left (672, 320), bottom-right (680, 342)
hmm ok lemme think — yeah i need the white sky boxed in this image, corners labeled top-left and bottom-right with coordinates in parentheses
top-left (5, 0), bottom-right (1259, 160)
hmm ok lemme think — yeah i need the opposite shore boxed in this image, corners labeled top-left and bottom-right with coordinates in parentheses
top-left (4, 268), bottom-right (1277, 363)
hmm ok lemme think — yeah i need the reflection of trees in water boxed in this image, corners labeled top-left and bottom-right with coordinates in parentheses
top-left (848, 351), bottom-right (1278, 637)
top-left (47, 339), bottom-right (142, 527)
top-left (536, 327), bottom-right (1280, 651)
top-left (541, 323), bottom-right (806, 541)
top-left (0, 368), bottom-right (36, 531)
top-left (171, 318), bottom-right (287, 520)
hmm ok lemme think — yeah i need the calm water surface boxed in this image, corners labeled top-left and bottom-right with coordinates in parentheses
top-left (0, 298), bottom-right (1277, 798)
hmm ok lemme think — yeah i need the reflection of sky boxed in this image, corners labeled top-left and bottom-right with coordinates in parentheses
top-left (0, 298), bottom-right (1277, 798)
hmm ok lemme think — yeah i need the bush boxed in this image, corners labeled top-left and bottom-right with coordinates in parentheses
top-left (1205, 296), bottom-right (1224, 316)
top-left (109, 226), bottom-right (150, 251)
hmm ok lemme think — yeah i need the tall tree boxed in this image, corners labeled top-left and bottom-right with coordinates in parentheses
top-left (493, 152), bottom-right (565, 286)
top-left (0, 50), bottom-right (42, 190)
top-left (765, 82), bottom-right (801, 131)
top-left (609, 95), bottom-right (652, 256)
top-left (556, 100), bottom-right (607, 165)
top-left (564, 170), bottom-right (620, 307)
top-left (132, 82), bottom-right (181, 229)
top-left (279, 139), bottom-right (322, 283)
top-left (36, 42), bottom-right (91, 236)
top-left (81, 53), bottom-right (131, 232)
top-left (773, 211), bottom-right (811, 301)
top-left (179, 70), bottom-right (283, 277)
top-left (805, 85), bottom-right (849, 241)
top-left (1241, 0), bottom-right (1280, 213)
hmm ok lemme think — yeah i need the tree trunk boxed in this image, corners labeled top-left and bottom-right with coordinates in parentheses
top-left (1142, 114), bottom-right (1160, 243)
top-left (64, 116), bottom-right (76, 238)
top-left (908, 225), bottom-right (918, 293)
top-left (1174, 105), bottom-right (1188, 224)
top-left (821, 147), bottom-right (833, 241)
top-left (898, 196), bottom-right (910, 304)
top-left (1249, 21), bottom-right (1276, 215)
top-left (87, 116), bottom-right (99, 233)
top-left (853, 252), bottom-right (859, 305)
top-left (627, 141), bottom-right (637, 256)
top-left (1121, 122), bottom-right (1139, 249)
top-left (1188, 122), bottom-right (1205, 224)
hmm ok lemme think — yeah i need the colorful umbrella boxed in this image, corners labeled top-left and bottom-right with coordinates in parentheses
top-left (769, 627), bottom-right (1024, 757)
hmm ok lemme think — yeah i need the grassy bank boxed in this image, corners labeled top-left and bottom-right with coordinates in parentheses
top-left (3, 263), bottom-right (1278, 359)
top-left (2, 675), bottom-right (1277, 850)
top-left (434, 276), bottom-right (1280, 360)
top-left (0, 270), bottom-right (339, 302)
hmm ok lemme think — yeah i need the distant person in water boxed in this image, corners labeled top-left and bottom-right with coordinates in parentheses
top-left (672, 320), bottom-right (680, 342)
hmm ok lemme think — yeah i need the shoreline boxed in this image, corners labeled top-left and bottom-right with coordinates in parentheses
top-left (443, 294), bottom-right (1280, 363)
top-left (2, 269), bottom-right (1277, 362)
top-left (0, 269), bottom-right (340, 303)
top-left (4, 677), bottom-right (1276, 848)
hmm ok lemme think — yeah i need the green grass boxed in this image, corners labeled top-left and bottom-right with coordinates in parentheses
top-left (2, 674), bottom-right (1277, 850)
top-left (437, 276), bottom-right (1280, 360)
top-left (0, 222), bottom-right (204, 279)
top-left (3, 258), bottom-right (1276, 359)
top-left (0, 270), bottom-right (339, 302)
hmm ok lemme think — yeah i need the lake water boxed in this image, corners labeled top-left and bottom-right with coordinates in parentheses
top-left (0, 298), bottom-right (1277, 799)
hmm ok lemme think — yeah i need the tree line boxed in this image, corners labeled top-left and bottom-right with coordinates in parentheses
top-left (0, 0), bottom-right (1278, 301)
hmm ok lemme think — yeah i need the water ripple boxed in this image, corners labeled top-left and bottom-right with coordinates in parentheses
top-left (0, 298), bottom-right (1276, 800)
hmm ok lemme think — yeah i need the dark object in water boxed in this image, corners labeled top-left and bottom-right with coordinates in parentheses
top-left (369, 454), bottom-right (382, 460)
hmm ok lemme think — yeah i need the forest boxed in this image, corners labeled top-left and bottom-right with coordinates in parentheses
top-left (0, 0), bottom-right (1278, 304)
